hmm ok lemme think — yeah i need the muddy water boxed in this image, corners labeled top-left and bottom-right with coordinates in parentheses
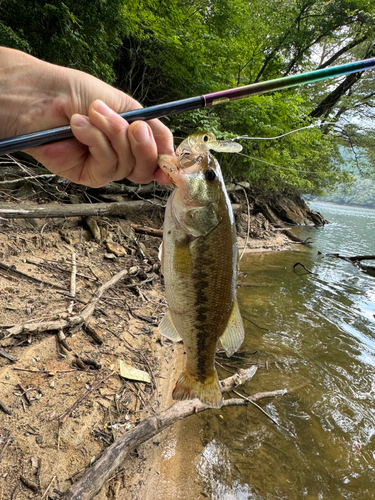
top-left (153, 202), bottom-right (375, 500)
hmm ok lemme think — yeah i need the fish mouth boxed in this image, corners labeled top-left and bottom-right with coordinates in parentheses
top-left (158, 153), bottom-right (204, 185)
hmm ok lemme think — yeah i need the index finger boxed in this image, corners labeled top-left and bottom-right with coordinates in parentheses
top-left (147, 119), bottom-right (175, 155)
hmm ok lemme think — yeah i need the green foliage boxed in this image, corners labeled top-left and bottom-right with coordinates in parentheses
top-left (1, 0), bottom-right (375, 195)
top-left (0, 0), bottom-right (124, 81)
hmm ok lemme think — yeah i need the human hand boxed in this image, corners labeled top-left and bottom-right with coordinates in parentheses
top-left (0, 48), bottom-right (174, 187)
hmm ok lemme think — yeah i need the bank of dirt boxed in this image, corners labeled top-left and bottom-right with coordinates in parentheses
top-left (0, 171), bottom-right (320, 499)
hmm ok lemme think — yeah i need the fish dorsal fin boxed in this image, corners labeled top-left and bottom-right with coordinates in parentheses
top-left (219, 300), bottom-right (245, 357)
top-left (159, 309), bottom-right (182, 342)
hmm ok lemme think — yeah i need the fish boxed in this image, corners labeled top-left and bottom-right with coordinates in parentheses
top-left (157, 132), bottom-right (245, 408)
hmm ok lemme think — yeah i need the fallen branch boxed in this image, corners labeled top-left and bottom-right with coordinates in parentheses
top-left (63, 367), bottom-right (290, 500)
top-left (3, 269), bottom-right (128, 339)
top-left (0, 200), bottom-right (165, 219)
top-left (0, 200), bottom-right (243, 221)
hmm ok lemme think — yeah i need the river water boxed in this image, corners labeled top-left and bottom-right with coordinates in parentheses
top-left (153, 202), bottom-right (375, 500)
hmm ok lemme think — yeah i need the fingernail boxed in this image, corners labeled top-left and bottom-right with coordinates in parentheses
top-left (94, 100), bottom-right (112, 117)
top-left (71, 114), bottom-right (87, 127)
top-left (132, 122), bottom-right (151, 144)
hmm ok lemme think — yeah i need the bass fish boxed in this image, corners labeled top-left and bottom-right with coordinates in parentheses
top-left (158, 132), bottom-right (245, 408)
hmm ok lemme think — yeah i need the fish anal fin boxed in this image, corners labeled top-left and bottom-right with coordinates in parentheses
top-left (172, 369), bottom-right (222, 408)
top-left (219, 300), bottom-right (245, 357)
top-left (158, 309), bottom-right (182, 342)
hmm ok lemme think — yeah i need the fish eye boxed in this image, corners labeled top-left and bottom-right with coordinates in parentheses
top-left (203, 135), bottom-right (209, 142)
top-left (205, 169), bottom-right (216, 181)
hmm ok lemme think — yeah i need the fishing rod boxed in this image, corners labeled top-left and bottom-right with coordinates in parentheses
top-left (0, 57), bottom-right (375, 155)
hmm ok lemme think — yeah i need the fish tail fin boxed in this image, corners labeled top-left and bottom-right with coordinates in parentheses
top-left (172, 370), bottom-right (222, 408)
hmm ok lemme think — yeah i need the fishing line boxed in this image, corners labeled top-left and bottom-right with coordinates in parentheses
top-left (233, 123), bottom-right (318, 141)
top-left (235, 152), bottom-right (329, 175)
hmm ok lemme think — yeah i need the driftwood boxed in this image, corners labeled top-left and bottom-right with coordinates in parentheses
top-left (327, 253), bottom-right (375, 276)
top-left (280, 229), bottom-right (312, 245)
top-left (326, 253), bottom-right (375, 262)
top-left (3, 269), bottom-right (128, 339)
top-left (0, 200), bottom-right (164, 219)
top-left (64, 367), bottom-right (289, 500)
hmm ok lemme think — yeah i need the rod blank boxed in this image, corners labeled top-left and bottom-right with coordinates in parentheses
top-left (0, 58), bottom-right (374, 155)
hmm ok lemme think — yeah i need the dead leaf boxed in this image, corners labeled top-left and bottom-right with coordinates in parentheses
top-left (118, 360), bottom-right (151, 384)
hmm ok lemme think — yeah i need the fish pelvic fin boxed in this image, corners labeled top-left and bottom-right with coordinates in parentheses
top-left (172, 369), bottom-right (223, 408)
top-left (219, 299), bottom-right (245, 357)
top-left (159, 309), bottom-right (182, 342)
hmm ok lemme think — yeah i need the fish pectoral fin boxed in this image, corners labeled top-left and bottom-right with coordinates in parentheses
top-left (158, 242), bottom-right (164, 275)
top-left (158, 309), bottom-right (182, 342)
top-left (219, 300), bottom-right (245, 357)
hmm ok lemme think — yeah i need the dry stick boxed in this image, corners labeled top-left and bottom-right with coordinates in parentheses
top-left (58, 371), bottom-right (115, 424)
top-left (63, 368), bottom-right (289, 500)
top-left (130, 224), bottom-right (163, 238)
top-left (232, 388), bottom-right (283, 428)
top-left (0, 401), bottom-right (12, 416)
top-left (0, 348), bottom-right (17, 363)
top-left (3, 269), bottom-right (128, 339)
top-left (68, 251), bottom-right (77, 314)
top-left (0, 261), bottom-right (67, 289)
top-left (0, 174), bottom-right (56, 189)
top-left (40, 475), bottom-right (56, 499)
top-left (26, 259), bottom-right (97, 282)
top-left (70, 252), bottom-right (77, 298)
top-left (0, 440), bottom-right (11, 462)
